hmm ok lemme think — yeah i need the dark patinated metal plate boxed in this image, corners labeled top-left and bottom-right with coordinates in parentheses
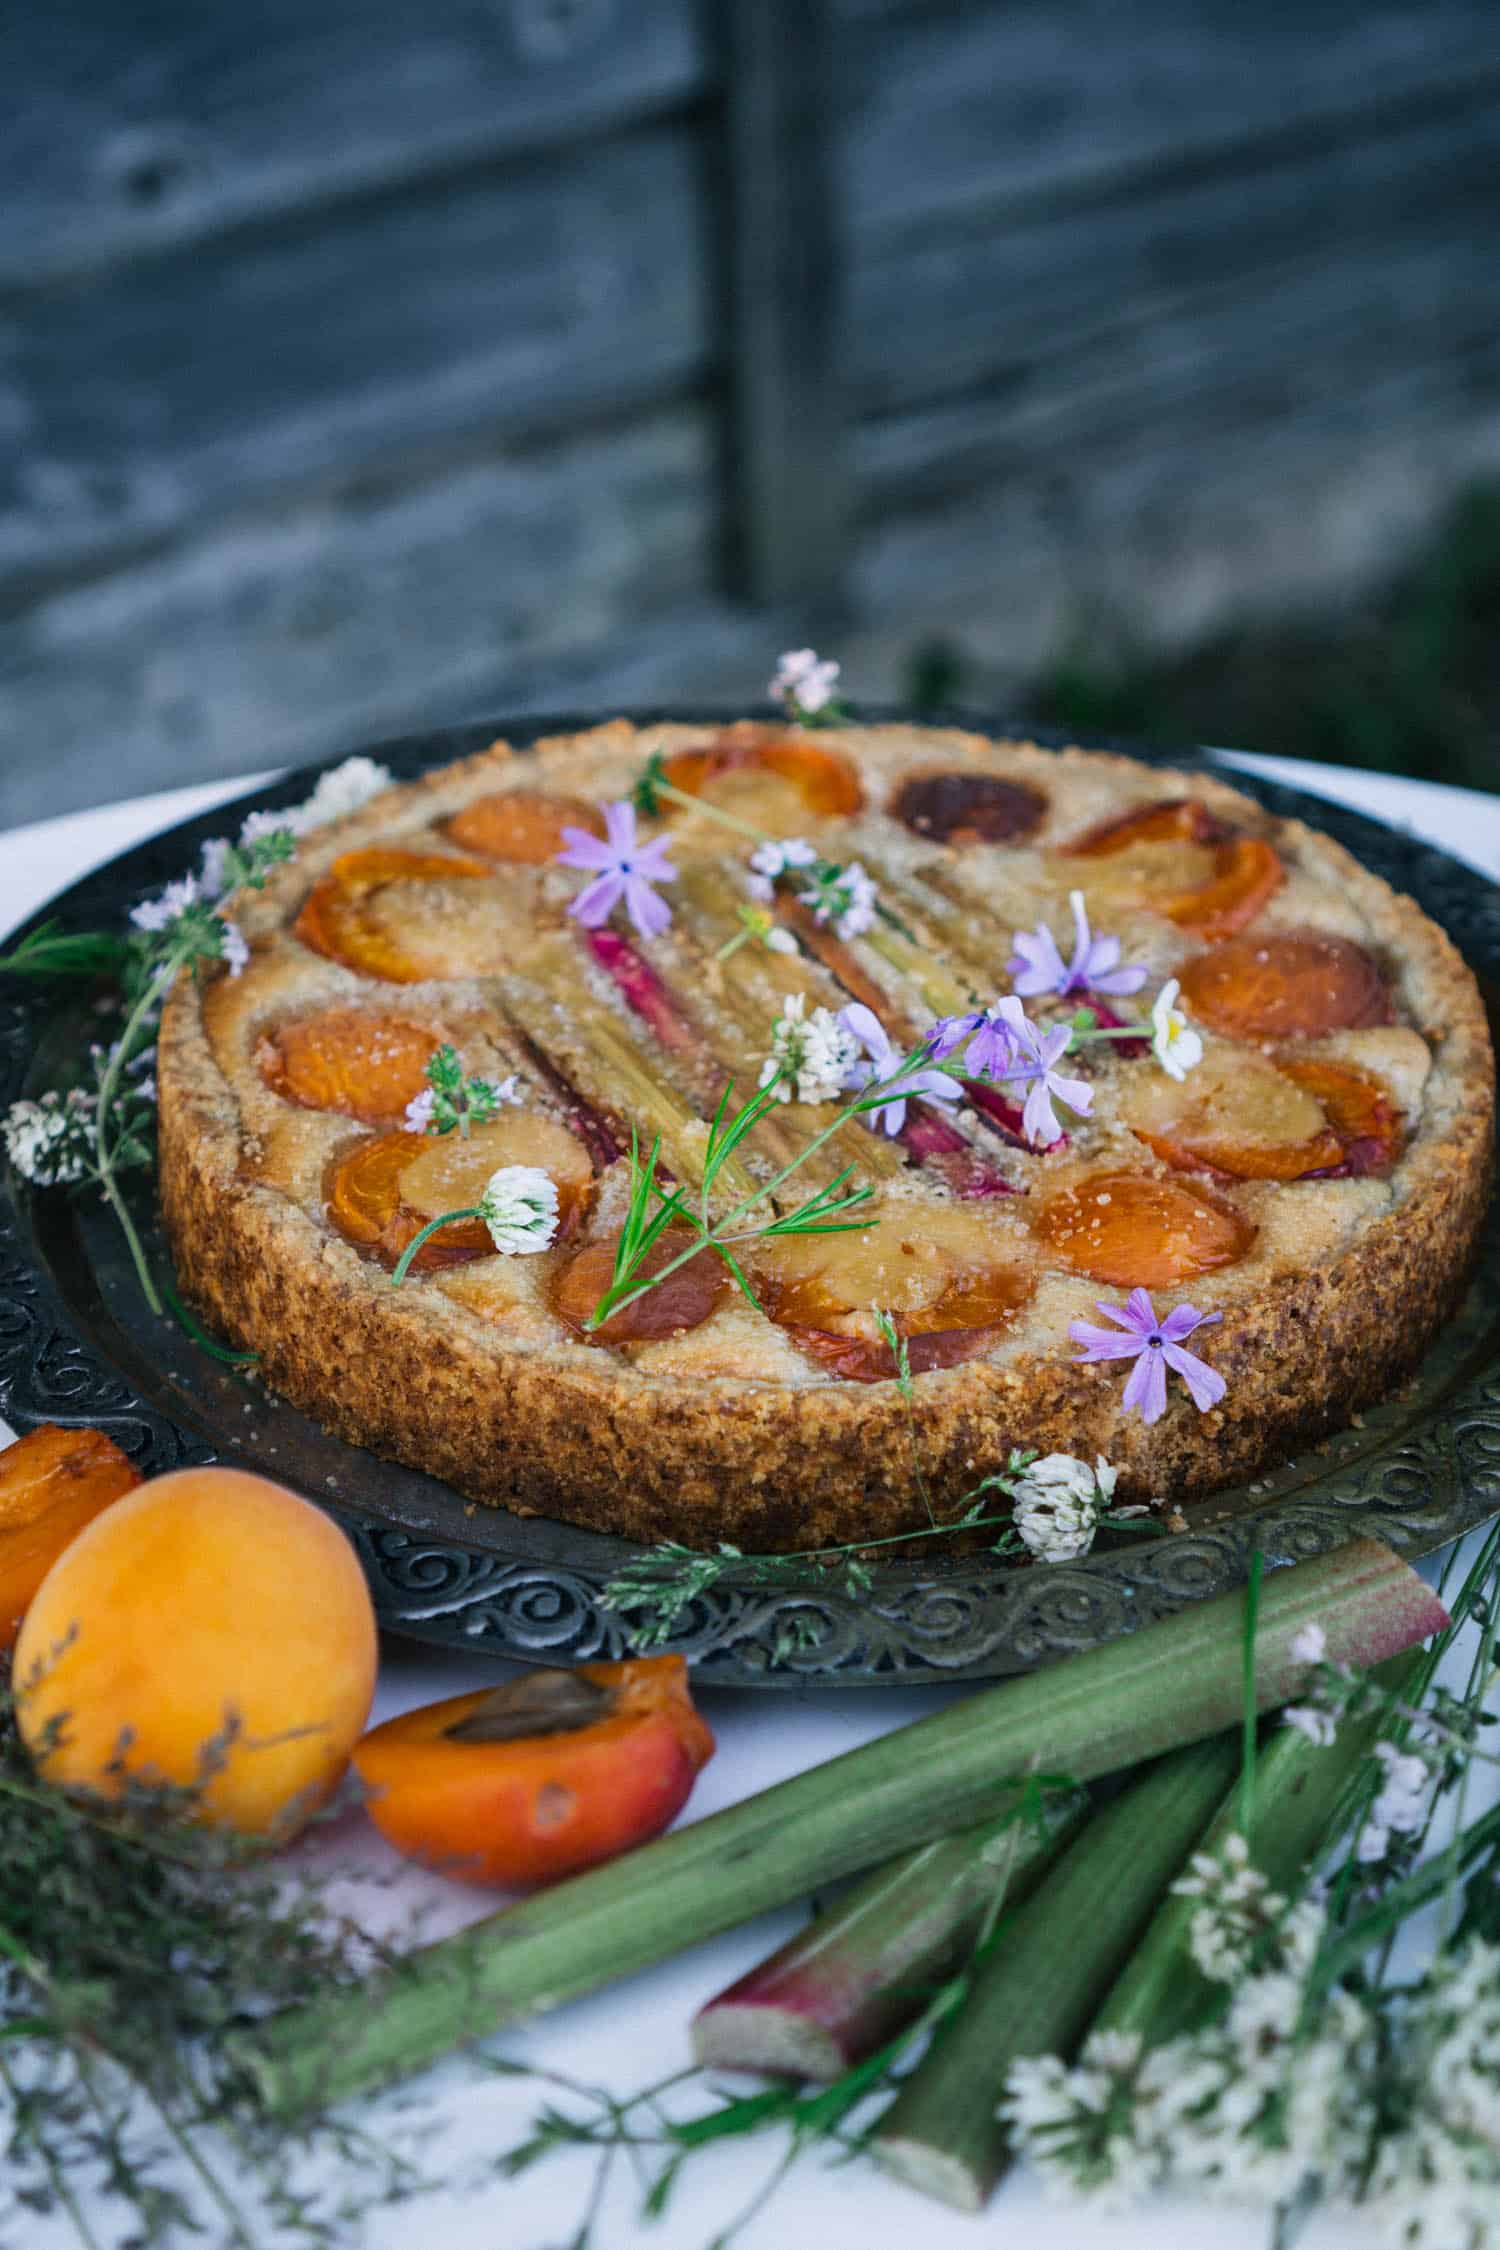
top-left (3, 712), bottom-right (1499, 1686)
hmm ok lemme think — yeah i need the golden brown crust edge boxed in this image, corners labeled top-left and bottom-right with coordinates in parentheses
top-left (157, 724), bottom-right (1496, 1552)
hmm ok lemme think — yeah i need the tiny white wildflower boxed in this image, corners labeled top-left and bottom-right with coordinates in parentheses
top-left (477, 1165), bottom-right (559, 1255)
top-left (1149, 978), bottom-right (1203, 1081)
top-left (219, 920), bottom-right (250, 978)
top-left (238, 805), bottom-right (300, 848)
top-left (198, 836), bottom-right (233, 897)
top-left (745, 873), bottom-right (775, 904)
top-left (1283, 1704), bottom-right (1339, 1747)
top-left (404, 1087), bottom-right (437, 1134)
top-left (758, 993), bottom-right (860, 1107)
top-left (1368, 1741), bottom-right (1431, 1841)
top-left (1357, 1818), bottom-right (1392, 1864)
top-left (770, 648), bottom-right (840, 716)
top-left (766, 925), bottom-right (798, 956)
top-left (129, 875), bottom-right (201, 933)
top-left (296, 756), bottom-right (393, 829)
top-left (2, 1090), bottom-right (96, 1184)
top-left (1289, 1622), bottom-right (1327, 1666)
top-left (1009, 1453), bottom-right (1118, 1563)
top-left (749, 837), bottom-right (818, 883)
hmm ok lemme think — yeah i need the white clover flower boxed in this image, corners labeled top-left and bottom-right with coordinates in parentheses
top-left (295, 756), bottom-right (393, 829)
top-left (1174, 1832), bottom-right (1285, 1985)
top-left (749, 837), bottom-right (818, 883)
top-left (404, 1087), bottom-right (437, 1134)
top-left (1356, 1742), bottom-right (1432, 1864)
top-left (2, 1090), bottom-right (96, 1184)
top-left (477, 1165), bottom-right (559, 1255)
top-left (1289, 1622), bottom-right (1327, 1666)
top-left (1003, 2032), bottom-right (1165, 2206)
top-left (1149, 978), bottom-right (1203, 1081)
top-left (1284, 1704), bottom-right (1339, 1747)
top-left (758, 993), bottom-right (861, 1107)
top-left (1009, 1453), bottom-right (1118, 1563)
top-left (219, 920), bottom-right (250, 978)
top-left (770, 648), bottom-right (840, 716)
top-left (129, 875), bottom-right (201, 933)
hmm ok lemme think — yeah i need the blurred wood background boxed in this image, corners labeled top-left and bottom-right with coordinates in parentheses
top-left (3, 0), bottom-right (1500, 823)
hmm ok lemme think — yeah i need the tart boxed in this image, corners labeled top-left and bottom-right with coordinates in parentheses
top-left (157, 722), bottom-right (1494, 1551)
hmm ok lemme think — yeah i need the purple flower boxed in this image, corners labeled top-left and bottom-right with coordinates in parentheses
top-left (1005, 1009), bottom-right (1093, 1147)
top-left (556, 801), bottom-right (677, 940)
top-left (1070, 1288), bottom-right (1226, 1425)
top-left (927, 1000), bottom-right (1020, 1081)
top-left (1009, 890), bottom-right (1149, 1001)
top-left (838, 1002), bottom-right (963, 1138)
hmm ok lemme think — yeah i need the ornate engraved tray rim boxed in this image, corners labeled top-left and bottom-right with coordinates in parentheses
top-left (3, 710), bottom-right (1499, 1686)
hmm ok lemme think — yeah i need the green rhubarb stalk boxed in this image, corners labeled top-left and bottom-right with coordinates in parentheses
top-left (871, 1732), bottom-right (1243, 2211)
top-left (1092, 1651), bottom-right (1420, 2049)
top-left (230, 1538), bottom-right (1444, 2123)
top-left (690, 1789), bottom-right (1088, 2080)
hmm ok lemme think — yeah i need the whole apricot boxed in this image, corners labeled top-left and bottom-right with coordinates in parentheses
top-left (13, 1467), bottom-right (377, 1841)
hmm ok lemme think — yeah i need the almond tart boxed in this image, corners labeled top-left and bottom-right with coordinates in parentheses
top-left (157, 722), bottom-right (1494, 1551)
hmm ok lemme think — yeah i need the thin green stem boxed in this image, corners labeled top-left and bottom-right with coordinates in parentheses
top-left (390, 1207), bottom-right (483, 1287)
top-left (90, 954), bottom-right (176, 1319)
top-left (654, 778), bottom-right (769, 845)
top-left (1239, 1547), bottom-right (1265, 1838)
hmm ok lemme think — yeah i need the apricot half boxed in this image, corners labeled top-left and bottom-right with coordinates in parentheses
top-left (751, 1206), bottom-right (1033, 1380)
top-left (326, 1113), bottom-right (594, 1271)
top-left (661, 727), bottom-right (864, 825)
top-left (890, 770), bottom-right (1046, 846)
top-left (444, 789), bottom-right (605, 864)
top-left (294, 847), bottom-right (498, 982)
top-left (257, 1007), bottom-right (440, 1125)
top-left (1176, 930), bottom-right (1390, 1042)
top-left (1121, 1048), bottom-right (1344, 1181)
top-left (0, 1426), bottom-right (142, 1652)
top-left (14, 1467), bottom-right (377, 1840)
top-left (553, 1229), bottom-right (732, 1345)
top-left (1063, 799), bottom-right (1283, 939)
top-left (1034, 1169), bottom-right (1254, 1287)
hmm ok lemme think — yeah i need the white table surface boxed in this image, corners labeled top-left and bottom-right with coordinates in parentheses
top-left (2, 749), bottom-right (1497, 2250)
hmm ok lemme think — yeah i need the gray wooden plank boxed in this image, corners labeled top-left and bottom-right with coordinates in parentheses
top-left (848, 96), bottom-right (1500, 416)
top-left (0, 409), bottom-right (721, 827)
top-left (0, 0), bottom-right (708, 293)
top-left (0, 128), bottom-right (709, 598)
top-left (849, 358), bottom-right (1500, 682)
top-left (838, 0), bottom-right (1500, 246)
top-left (721, 0), bottom-right (850, 610)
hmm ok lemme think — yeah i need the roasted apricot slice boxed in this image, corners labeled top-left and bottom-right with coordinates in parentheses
top-left (1176, 930), bottom-right (1390, 1042)
top-left (257, 1008), bottom-right (440, 1125)
top-left (661, 727), bottom-right (863, 824)
top-left (553, 1229), bottom-right (731, 1346)
top-left (444, 789), bottom-right (605, 864)
top-left (890, 770), bottom-right (1046, 846)
top-left (1121, 1049), bottom-right (1344, 1181)
top-left (327, 1114), bottom-right (592, 1270)
top-left (294, 848), bottom-right (497, 982)
top-left (1035, 1170), bottom-right (1254, 1287)
top-left (1279, 1058), bottom-right (1401, 1175)
top-left (0, 1425), bottom-right (142, 1651)
top-left (1063, 799), bottom-right (1283, 940)
top-left (751, 1206), bottom-right (1033, 1379)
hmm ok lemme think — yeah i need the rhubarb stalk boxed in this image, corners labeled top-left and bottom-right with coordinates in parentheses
top-left (871, 1733), bottom-right (1243, 2210)
top-left (691, 1789), bottom-right (1087, 2079)
top-left (1092, 1653), bottom-right (1420, 2048)
top-left (232, 1539), bottom-right (1445, 2122)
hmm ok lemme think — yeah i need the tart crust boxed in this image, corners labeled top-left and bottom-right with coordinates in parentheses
top-left (158, 724), bottom-right (1495, 1550)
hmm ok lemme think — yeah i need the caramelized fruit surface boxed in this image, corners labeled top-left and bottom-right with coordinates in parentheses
top-left (257, 1008), bottom-right (440, 1125)
top-left (1121, 1048), bottom-right (1343, 1180)
top-left (889, 770), bottom-right (1046, 845)
top-left (445, 789), bottom-right (604, 863)
top-left (553, 1231), bottom-right (732, 1345)
top-left (661, 731), bottom-right (863, 824)
top-left (327, 1114), bottom-right (592, 1270)
top-left (1034, 1169), bottom-right (1255, 1287)
top-left (1063, 800), bottom-right (1283, 939)
top-left (1177, 930), bottom-right (1390, 1042)
top-left (294, 849), bottom-right (497, 982)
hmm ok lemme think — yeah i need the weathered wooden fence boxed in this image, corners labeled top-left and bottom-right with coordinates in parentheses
top-left (3, 0), bottom-right (1499, 822)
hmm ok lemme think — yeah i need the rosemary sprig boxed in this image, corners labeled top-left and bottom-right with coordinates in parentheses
top-left (0, 921), bottom-right (136, 982)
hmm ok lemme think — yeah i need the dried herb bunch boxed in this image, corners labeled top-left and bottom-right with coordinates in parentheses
top-left (0, 1682), bottom-right (424, 2249)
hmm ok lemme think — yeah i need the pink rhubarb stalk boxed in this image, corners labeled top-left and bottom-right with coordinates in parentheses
top-left (583, 926), bottom-right (698, 1052)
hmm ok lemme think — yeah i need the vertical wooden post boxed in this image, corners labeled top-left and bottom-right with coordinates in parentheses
top-left (721, 0), bottom-right (849, 619)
